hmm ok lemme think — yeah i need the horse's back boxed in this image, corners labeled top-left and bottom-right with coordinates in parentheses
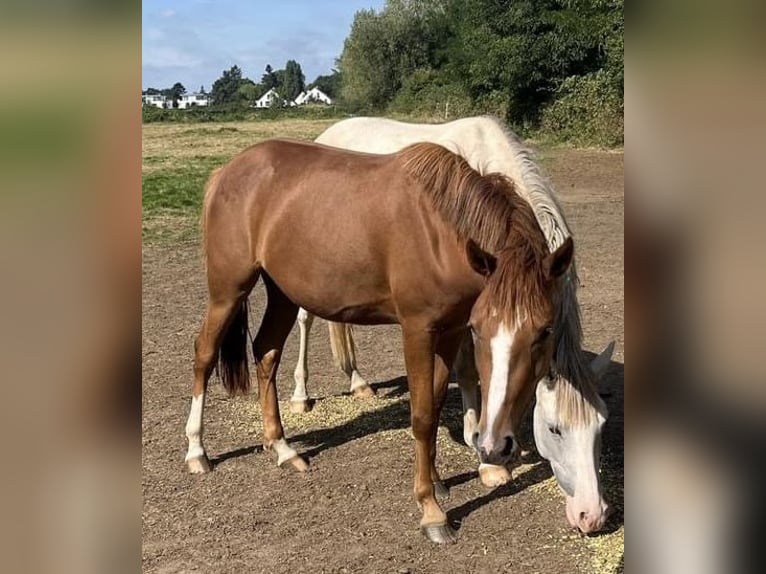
top-left (210, 137), bottom-right (416, 269)
top-left (317, 116), bottom-right (509, 171)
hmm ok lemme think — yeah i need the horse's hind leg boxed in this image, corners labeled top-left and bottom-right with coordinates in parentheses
top-left (185, 292), bottom-right (248, 474)
top-left (290, 307), bottom-right (314, 413)
top-left (327, 322), bottom-right (374, 398)
top-left (254, 275), bottom-right (307, 472)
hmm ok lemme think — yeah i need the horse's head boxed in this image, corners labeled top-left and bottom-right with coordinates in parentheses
top-left (466, 236), bottom-right (574, 467)
top-left (533, 344), bottom-right (614, 534)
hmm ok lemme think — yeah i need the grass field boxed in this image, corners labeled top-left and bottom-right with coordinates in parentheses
top-left (142, 119), bottom-right (337, 242)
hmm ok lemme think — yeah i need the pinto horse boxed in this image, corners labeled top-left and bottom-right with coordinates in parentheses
top-left (291, 116), bottom-right (613, 533)
top-left (184, 139), bottom-right (573, 544)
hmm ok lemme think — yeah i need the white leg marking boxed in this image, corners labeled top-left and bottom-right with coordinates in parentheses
top-left (350, 370), bottom-right (368, 392)
top-left (291, 308), bottom-right (313, 402)
top-left (456, 340), bottom-right (481, 447)
top-left (463, 409), bottom-right (479, 447)
top-left (185, 393), bottom-right (206, 462)
top-left (272, 438), bottom-right (299, 467)
top-left (483, 322), bottom-right (514, 451)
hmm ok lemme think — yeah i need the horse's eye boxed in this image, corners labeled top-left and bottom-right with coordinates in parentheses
top-left (535, 326), bottom-right (553, 345)
top-left (548, 425), bottom-right (562, 437)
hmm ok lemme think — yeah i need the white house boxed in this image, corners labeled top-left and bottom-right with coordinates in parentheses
top-left (294, 87), bottom-right (333, 106)
top-left (178, 93), bottom-right (210, 109)
top-left (254, 88), bottom-right (283, 108)
top-left (142, 94), bottom-right (168, 109)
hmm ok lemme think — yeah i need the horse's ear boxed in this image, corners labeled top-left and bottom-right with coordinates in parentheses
top-left (544, 237), bottom-right (574, 280)
top-left (466, 239), bottom-right (497, 277)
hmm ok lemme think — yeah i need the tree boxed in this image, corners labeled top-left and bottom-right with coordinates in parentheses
top-left (237, 79), bottom-right (262, 106)
top-left (211, 65), bottom-right (244, 105)
top-left (168, 82), bottom-right (186, 108)
top-left (337, 1), bottom-right (446, 110)
top-left (261, 64), bottom-right (278, 91)
top-left (274, 69), bottom-right (286, 93)
top-left (281, 60), bottom-right (306, 102)
top-left (199, 85), bottom-right (206, 95)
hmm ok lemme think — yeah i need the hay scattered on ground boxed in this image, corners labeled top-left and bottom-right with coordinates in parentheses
top-left (231, 390), bottom-right (623, 573)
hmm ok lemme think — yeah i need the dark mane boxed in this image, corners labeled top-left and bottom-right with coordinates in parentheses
top-left (398, 142), bottom-right (552, 323)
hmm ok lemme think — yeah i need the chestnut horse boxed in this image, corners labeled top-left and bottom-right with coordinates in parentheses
top-left (184, 139), bottom-right (573, 544)
top-left (292, 116), bottom-right (612, 533)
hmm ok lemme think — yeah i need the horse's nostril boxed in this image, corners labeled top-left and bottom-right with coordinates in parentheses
top-left (501, 437), bottom-right (514, 456)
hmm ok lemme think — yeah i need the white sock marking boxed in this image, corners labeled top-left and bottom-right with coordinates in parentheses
top-left (185, 393), bottom-right (205, 462)
top-left (272, 438), bottom-right (299, 466)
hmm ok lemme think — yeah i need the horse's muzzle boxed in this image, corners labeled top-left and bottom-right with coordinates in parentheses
top-left (474, 434), bottom-right (516, 466)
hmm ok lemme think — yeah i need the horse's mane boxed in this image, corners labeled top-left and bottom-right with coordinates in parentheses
top-left (398, 142), bottom-right (552, 325)
top-left (481, 116), bottom-right (605, 425)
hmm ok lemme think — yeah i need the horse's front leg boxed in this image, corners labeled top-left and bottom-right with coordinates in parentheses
top-left (430, 330), bottom-right (466, 500)
top-left (454, 333), bottom-right (480, 448)
top-left (402, 325), bottom-right (456, 544)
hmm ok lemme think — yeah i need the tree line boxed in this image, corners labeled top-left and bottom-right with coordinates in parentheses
top-left (337, 0), bottom-right (623, 145)
top-left (143, 60), bottom-right (340, 109)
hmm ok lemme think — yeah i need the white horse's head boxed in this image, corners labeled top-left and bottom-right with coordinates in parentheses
top-left (533, 342), bottom-right (614, 533)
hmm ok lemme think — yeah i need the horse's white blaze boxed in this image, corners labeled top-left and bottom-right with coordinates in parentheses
top-left (272, 438), bottom-right (299, 467)
top-left (184, 393), bottom-right (205, 461)
top-left (483, 321), bottom-right (514, 450)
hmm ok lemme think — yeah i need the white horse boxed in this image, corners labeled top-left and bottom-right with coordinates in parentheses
top-left (291, 116), bottom-right (615, 533)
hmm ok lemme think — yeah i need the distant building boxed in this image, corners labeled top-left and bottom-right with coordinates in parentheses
top-left (294, 87), bottom-right (333, 106)
top-left (142, 94), bottom-right (168, 109)
top-left (178, 93), bottom-right (210, 109)
top-left (255, 88), bottom-right (283, 108)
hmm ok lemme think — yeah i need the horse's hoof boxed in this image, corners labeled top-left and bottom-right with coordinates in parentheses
top-left (420, 522), bottom-right (458, 544)
top-left (478, 463), bottom-right (511, 487)
top-left (284, 455), bottom-right (309, 473)
top-left (186, 455), bottom-right (212, 474)
top-left (433, 480), bottom-right (450, 500)
top-left (289, 399), bottom-right (311, 414)
top-left (352, 384), bottom-right (376, 399)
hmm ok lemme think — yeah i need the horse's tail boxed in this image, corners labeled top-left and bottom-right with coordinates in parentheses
top-left (219, 300), bottom-right (251, 396)
top-left (328, 322), bottom-right (356, 376)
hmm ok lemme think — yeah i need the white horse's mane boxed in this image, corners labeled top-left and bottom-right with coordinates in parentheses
top-left (478, 116), bottom-right (605, 425)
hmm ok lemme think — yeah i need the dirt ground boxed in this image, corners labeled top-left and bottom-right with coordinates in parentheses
top-left (142, 146), bottom-right (624, 573)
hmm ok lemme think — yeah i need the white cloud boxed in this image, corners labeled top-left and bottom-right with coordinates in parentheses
top-left (144, 46), bottom-right (203, 69)
top-left (160, 9), bottom-right (176, 18)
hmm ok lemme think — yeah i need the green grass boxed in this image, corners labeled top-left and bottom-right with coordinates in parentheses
top-left (142, 156), bottom-right (227, 217)
top-left (142, 155), bottom-right (231, 244)
top-left (141, 119), bottom-right (337, 245)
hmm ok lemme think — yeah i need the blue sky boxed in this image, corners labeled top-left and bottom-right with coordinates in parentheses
top-left (143, 0), bottom-right (385, 92)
